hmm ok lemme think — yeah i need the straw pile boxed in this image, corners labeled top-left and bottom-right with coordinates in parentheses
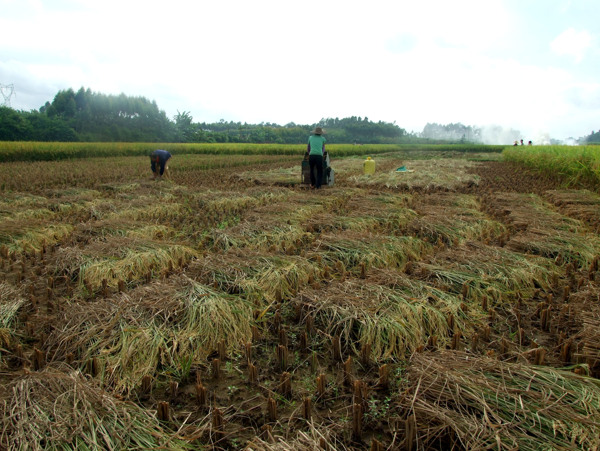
top-left (316, 231), bottom-right (431, 274)
top-left (0, 283), bottom-right (26, 366)
top-left (297, 276), bottom-right (467, 359)
top-left (312, 190), bottom-right (416, 234)
top-left (191, 251), bottom-right (318, 303)
top-left (0, 365), bottom-right (188, 450)
top-left (2, 224), bottom-right (73, 257)
top-left (580, 312), bottom-right (600, 376)
top-left (53, 238), bottom-right (198, 291)
top-left (46, 276), bottom-right (253, 392)
top-left (80, 243), bottom-right (197, 289)
top-left (415, 241), bottom-right (561, 304)
top-left (400, 351), bottom-right (600, 450)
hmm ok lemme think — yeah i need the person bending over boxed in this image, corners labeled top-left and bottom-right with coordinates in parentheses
top-left (150, 149), bottom-right (171, 179)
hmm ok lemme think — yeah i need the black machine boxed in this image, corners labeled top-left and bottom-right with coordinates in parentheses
top-left (301, 151), bottom-right (334, 186)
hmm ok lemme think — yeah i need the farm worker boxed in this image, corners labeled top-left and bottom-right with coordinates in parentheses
top-left (150, 149), bottom-right (171, 179)
top-left (307, 127), bottom-right (326, 189)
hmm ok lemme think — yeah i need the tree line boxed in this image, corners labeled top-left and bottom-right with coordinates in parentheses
top-left (3, 87), bottom-right (596, 144)
top-left (0, 88), bottom-right (413, 144)
top-left (585, 130), bottom-right (600, 144)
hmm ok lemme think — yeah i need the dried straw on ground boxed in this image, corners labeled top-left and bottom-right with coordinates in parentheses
top-left (191, 251), bottom-right (319, 303)
top-left (316, 231), bottom-right (431, 275)
top-left (0, 283), bottom-right (26, 364)
top-left (297, 276), bottom-right (469, 359)
top-left (1, 223), bottom-right (73, 257)
top-left (53, 237), bottom-right (198, 290)
top-left (399, 350), bottom-right (600, 450)
top-left (489, 192), bottom-right (600, 267)
top-left (545, 189), bottom-right (600, 232)
top-left (245, 421), bottom-right (347, 450)
top-left (46, 276), bottom-right (253, 393)
top-left (305, 190), bottom-right (416, 234)
top-left (0, 365), bottom-right (188, 450)
top-left (406, 193), bottom-right (506, 245)
top-left (79, 243), bottom-right (198, 290)
top-left (343, 158), bottom-right (481, 191)
top-left (415, 241), bottom-right (561, 304)
top-left (204, 223), bottom-right (310, 253)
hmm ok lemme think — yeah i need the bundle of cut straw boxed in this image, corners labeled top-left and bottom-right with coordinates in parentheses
top-left (299, 277), bottom-right (468, 359)
top-left (400, 351), bottom-right (600, 450)
top-left (0, 283), bottom-right (26, 365)
top-left (0, 365), bottom-right (189, 450)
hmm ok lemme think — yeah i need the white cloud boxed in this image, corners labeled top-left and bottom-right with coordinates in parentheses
top-left (0, 0), bottom-right (598, 140)
top-left (550, 28), bottom-right (593, 62)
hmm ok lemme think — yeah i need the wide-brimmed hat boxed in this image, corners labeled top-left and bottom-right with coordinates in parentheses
top-left (312, 127), bottom-right (325, 135)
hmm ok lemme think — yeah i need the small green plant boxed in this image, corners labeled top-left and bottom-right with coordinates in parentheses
top-left (227, 385), bottom-right (239, 396)
top-left (367, 395), bottom-right (392, 420)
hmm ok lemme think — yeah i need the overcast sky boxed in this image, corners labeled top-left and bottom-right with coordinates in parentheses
top-left (1, 0), bottom-right (598, 143)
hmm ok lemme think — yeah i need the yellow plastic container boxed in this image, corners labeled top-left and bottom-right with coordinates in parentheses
top-left (363, 157), bottom-right (375, 175)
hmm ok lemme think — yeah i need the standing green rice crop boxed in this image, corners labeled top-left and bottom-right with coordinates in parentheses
top-left (503, 145), bottom-right (600, 187)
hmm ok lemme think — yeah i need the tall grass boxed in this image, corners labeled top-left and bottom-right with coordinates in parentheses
top-left (0, 142), bottom-right (504, 162)
top-left (503, 145), bottom-right (600, 187)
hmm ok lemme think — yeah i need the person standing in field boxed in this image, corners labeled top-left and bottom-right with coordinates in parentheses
top-left (307, 127), bottom-right (326, 189)
top-left (150, 149), bottom-right (171, 179)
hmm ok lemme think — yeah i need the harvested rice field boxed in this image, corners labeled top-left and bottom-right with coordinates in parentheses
top-left (1, 150), bottom-right (600, 450)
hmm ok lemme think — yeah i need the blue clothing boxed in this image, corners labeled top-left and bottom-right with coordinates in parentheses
top-left (150, 149), bottom-right (171, 175)
top-left (307, 134), bottom-right (326, 156)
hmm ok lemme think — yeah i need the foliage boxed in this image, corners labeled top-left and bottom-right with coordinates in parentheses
top-left (41, 88), bottom-right (175, 142)
top-left (22, 110), bottom-right (79, 141)
top-left (503, 145), bottom-right (600, 187)
top-left (584, 129), bottom-right (600, 144)
top-left (0, 87), bottom-right (480, 145)
top-left (0, 106), bottom-right (32, 140)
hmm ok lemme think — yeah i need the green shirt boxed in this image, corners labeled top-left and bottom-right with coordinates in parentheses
top-left (308, 134), bottom-right (326, 156)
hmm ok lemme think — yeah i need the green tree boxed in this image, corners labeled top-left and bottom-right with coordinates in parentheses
top-left (585, 130), bottom-right (600, 144)
top-left (49, 89), bottom-right (77, 119)
top-left (173, 110), bottom-right (195, 142)
top-left (0, 106), bottom-right (32, 140)
top-left (24, 111), bottom-right (78, 141)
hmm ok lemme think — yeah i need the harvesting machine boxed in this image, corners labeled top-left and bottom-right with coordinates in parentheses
top-left (301, 151), bottom-right (334, 186)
